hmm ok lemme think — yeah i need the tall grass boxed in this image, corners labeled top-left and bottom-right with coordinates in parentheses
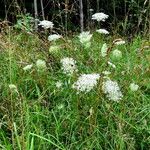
top-left (0, 26), bottom-right (149, 149)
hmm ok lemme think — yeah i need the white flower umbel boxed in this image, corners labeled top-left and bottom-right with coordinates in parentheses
top-left (96, 29), bottom-right (109, 34)
top-left (92, 12), bottom-right (109, 22)
top-left (61, 57), bottom-right (77, 75)
top-left (130, 83), bottom-right (139, 92)
top-left (78, 31), bottom-right (92, 48)
top-left (102, 80), bottom-right (123, 101)
top-left (36, 59), bottom-right (47, 71)
top-left (38, 20), bottom-right (54, 29)
top-left (113, 39), bottom-right (125, 45)
top-left (112, 49), bottom-right (122, 59)
top-left (72, 74), bottom-right (100, 93)
top-left (101, 43), bottom-right (108, 57)
top-left (48, 34), bottom-right (62, 42)
top-left (23, 64), bottom-right (33, 71)
top-left (108, 61), bottom-right (116, 69)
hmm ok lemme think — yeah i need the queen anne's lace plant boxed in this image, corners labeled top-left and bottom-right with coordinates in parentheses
top-left (96, 29), bottom-right (109, 34)
top-left (72, 74), bottom-right (100, 93)
top-left (36, 59), bottom-right (47, 71)
top-left (48, 34), bottom-right (62, 42)
top-left (112, 49), bottom-right (122, 59)
top-left (92, 12), bottom-right (109, 22)
top-left (102, 80), bottom-right (123, 101)
top-left (23, 64), bottom-right (33, 71)
top-left (101, 43), bottom-right (108, 57)
top-left (129, 83), bottom-right (139, 91)
top-left (60, 57), bottom-right (77, 75)
top-left (49, 45), bottom-right (60, 54)
top-left (38, 20), bottom-right (54, 29)
top-left (78, 31), bottom-right (92, 47)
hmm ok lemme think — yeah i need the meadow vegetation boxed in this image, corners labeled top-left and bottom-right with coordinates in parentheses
top-left (0, 13), bottom-right (150, 149)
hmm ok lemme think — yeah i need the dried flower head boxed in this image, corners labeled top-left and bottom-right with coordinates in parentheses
top-left (72, 73), bottom-right (100, 93)
top-left (92, 12), bottom-right (109, 22)
top-left (61, 57), bottom-right (77, 75)
top-left (113, 39), bottom-right (125, 45)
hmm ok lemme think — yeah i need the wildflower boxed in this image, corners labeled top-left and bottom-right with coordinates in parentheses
top-left (108, 61), bottom-right (116, 69)
top-left (38, 20), bottom-right (54, 29)
top-left (60, 57), bottom-right (77, 75)
top-left (129, 83), bottom-right (139, 91)
top-left (49, 45), bottom-right (60, 54)
top-left (23, 64), bottom-right (33, 71)
top-left (113, 39), bottom-right (125, 45)
top-left (72, 73), bottom-right (100, 93)
top-left (9, 84), bottom-right (18, 92)
top-left (56, 81), bottom-right (62, 88)
top-left (112, 49), bottom-right (122, 59)
top-left (78, 31), bottom-right (92, 47)
top-left (36, 59), bottom-right (47, 71)
top-left (92, 12), bottom-right (109, 22)
top-left (48, 34), bottom-right (62, 42)
top-left (96, 29), bottom-right (109, 34)
top-left (101, 43), bottom-right (108, 57)
top-left (102, 80), bottom-right (123, 101)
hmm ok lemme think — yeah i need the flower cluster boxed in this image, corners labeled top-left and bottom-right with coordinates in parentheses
top-left (78, 31), bottom-right (92, 48)
top-left (60, 57), bottom-right (77, 75)
top-left (72, 74), bottom-right (100, 93)
top-left (102, 80), bottom-right (123, 101)
top-left (36, 59), bottom-right (47, 71)
top-left (130, 83), bottom-right (139, 91)
top-left (38, 20), bottom-right (54, 29)
top-left (96, 29), bottom-right (109, 34)
top-left (48, 34), bottom-right (62, 42)
top-left (112, 49), bottom-right (122, 59)
top-left (92, 12), bottom-right (109, 22)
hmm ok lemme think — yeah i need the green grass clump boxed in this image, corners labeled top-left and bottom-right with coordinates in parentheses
top-left (0, 29), bottom-right (150, 150)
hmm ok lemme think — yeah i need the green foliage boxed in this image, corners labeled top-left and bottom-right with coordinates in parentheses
top-left (0, 29), bottom-right (149, 149)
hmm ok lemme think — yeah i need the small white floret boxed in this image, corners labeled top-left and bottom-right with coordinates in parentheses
top-left (129, 83), bottom-right (139, 91)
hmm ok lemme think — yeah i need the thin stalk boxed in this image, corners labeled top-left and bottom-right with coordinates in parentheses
top-left (79, 0), bottom-right (84, 32)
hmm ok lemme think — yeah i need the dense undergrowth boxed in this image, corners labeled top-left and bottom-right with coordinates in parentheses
top-left (0, 28), bottom-right (150, 150)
